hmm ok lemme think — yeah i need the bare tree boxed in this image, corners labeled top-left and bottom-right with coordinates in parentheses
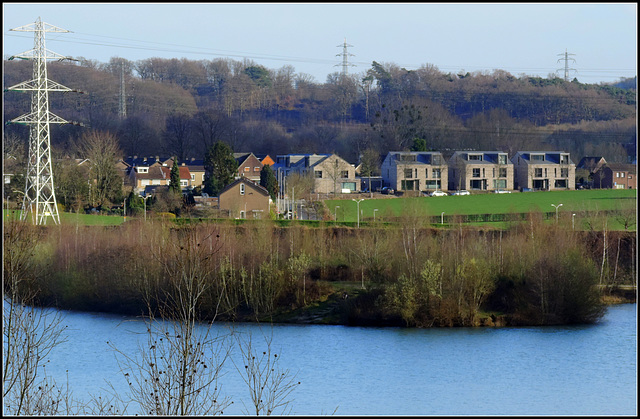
top-left (108, 225), bottom-right (233, 416)
top-left (233, 330), bottom-right (300, 415)
top-left (76, 130), bottom-right (123, 208)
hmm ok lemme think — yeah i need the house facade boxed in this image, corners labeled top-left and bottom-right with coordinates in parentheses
top-left (234, 152), bottom-right (264, 182)
top-left (274, 153), bottom-right (360, 194)
top-left (447, 151), bottom-right (514, 191)
top-left (182, 158), bottom-right (206, 189)
top-left (592, 163), bottom-right (636, 189)
top-left (381, 151), bottom-right (448, 192)
top-left (218, 177), bottom-right (270, 219)
top-left (511, 151), bottom-right (576, 191)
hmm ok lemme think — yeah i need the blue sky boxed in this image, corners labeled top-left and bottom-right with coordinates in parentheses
top-left (3, 3), bottom-right (637, 84)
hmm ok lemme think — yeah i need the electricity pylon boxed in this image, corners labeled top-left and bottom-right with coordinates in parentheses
top-left (557, 49), bottom-right (577, 81)
top-left (335, 38), bottom-right (356, 76)
top-left (5, 17), bottom-right (82, 225)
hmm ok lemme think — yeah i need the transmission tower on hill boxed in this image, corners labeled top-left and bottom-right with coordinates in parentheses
top-left (6, 17), bottom-right (82, 225)
top-left (335, 38), bottom-right (356, 76)
top-left (557, 49), bottom-right (577, 81)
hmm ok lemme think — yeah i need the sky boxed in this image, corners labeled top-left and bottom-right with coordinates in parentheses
top-left (2, 3), bottom-right (637, 85)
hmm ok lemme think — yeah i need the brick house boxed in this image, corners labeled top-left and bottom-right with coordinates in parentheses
top-left (234, 153), bottom-right (263, 182)
top-left (511, 151), bottom-right (576, 191)
top-left (218, 177), bottom-right (271, 219)
top-left (447, 151), bottom-right (514, 192)
top-left (380, 151), bottom-right (448, 192)
top-left (592, 163), bottom-right (637, 189)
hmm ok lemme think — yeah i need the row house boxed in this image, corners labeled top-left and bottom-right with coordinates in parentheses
top-left (273, 153), bottom-right (360, 194)
top-left (511, 151), bottom-right (575, 191)
top-left (381, 151), bottom-right (447, 192)
top-left (128, 164), bottom-right (192, 195)
top-left (447, 151), bottom-right (514, 192)
top-left (592, 163), bottom-right (636, 189)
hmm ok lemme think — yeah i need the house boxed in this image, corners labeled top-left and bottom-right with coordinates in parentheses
top-left (576, 156), bottom-right (607, 187)
top-left (218, 177), bottom-right (270, 219)
top-left (447, 151), bottom-right (514, 192)
top-left (128, 165), bottom-right (169, 194)
top-left (511, 151), bottom-right (575, 191)
top-left (183, 158), bottom-right (206, 189)
top-left (160, 165), bottom-right (192, 191)
top-left (592, 163), bottom-right (636, 189)
top-left (273, 153), bottom-right (360, 194)
top-left (234, 152), bottom-right (263, 182)
top-left (380, 151), bottom-right (448, 193)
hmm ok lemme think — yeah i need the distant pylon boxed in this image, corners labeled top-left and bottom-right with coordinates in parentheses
top-left (119, 61), bottom-right (127, 119)
top-left (335, 38), bottom-right (356, 76)
top-left (6, 17), bottom-right (82, 225)
top-left (557, 49), bottom-right (577, 81)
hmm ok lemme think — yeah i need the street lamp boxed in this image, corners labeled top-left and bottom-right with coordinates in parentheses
top-left (334, 205), bottom-right (340, 224)
top-left (551, 203), bottom-right (563, 223)
top-left (441, 211), bottom-right (445, 225)
top-left (373, 208), bottom-right (378, 222)
top-left (144, 195), bottom-right (152, 221)
top-left (353, 199), bottom-right (364, 228)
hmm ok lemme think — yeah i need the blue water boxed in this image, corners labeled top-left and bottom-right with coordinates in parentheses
top-left (35, 304), bottom-right (638, 415)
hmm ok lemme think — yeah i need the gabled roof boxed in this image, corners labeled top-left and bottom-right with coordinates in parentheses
top-left (123, 156), bottom-right (174, 167)
top-left (219, 177), bottom-right (270, 197)
top-left (449, 151), bottom-right (510, 165)
top-left (160, 165), bottom-right (191, 180)
top-left (603, 163), bottom-right (636, 174)
top-left (577, 156), bottom-right (607, 171)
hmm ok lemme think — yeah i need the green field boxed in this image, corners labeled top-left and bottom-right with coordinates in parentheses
top-left (327, 189), bottom-right (637, 224)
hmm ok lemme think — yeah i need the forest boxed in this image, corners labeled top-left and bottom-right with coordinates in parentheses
top-left (3, 56), bottom-right (637, 167)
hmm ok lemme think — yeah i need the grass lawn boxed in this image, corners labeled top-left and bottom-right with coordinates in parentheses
top-left (3, 210), bottom-right (125, 226)
top-left (327, 189), bottom-right (637, 224)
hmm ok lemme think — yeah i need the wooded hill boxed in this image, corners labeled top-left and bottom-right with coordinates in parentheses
top-left (3, 57), bottom-right (636, 165)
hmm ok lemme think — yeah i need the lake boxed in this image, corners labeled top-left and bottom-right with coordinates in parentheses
top-left (29, 303), bottom-right (638, 415)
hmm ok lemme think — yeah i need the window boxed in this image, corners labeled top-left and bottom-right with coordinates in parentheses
top-left (472, 168), bottom-right (480, 178)
top-left (499, 168), bottom-right (507, 178)
top-left (560, 154), bottom-right (569, 164)
top-left (399, 154), bottom-right (416, 162)
top-left (180, 180), bottom-right (188, 187)
top-left (498, 154), bottom-right (507, 165)
top-left (404, 169), bottom-right (413, 178)
top-left (469, 154), bottom-right (483, 161)
top-left (493, 179), bottom-right (507, 189)
top-left (432, 155), bottom-right (442, 165)
top-left (136, 167), bottom-right (148, 173)
top-left (432, 168), bottom-right (441, 179)
top-left (534, 168), bottom-right (543, 177)
top-left (425, 168), bottom-right (429, 178)
top-left (341, 170), bottom-right (349, 178)
top-left (560, 168), bottom-right (568, 178)
top-left (240, 184), bottom-right (245, 195)
top-left (254, 167), bottom-right (261, 172)
top-left (191, 174), bottom-right (195, 181)
top-left (315, 170), bottom-right (323, 178)
top-left (244, 167), bottom-right (250, 172)
top-left (531, 154), bottom-right (545, 161)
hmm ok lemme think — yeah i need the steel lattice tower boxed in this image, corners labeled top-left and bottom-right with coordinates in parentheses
top-left (557, 49), bottom-right (577, 82)
top-left (6, 18), bottom-right (80, 225)
top-left (335, 38), bottom-right (355, 76)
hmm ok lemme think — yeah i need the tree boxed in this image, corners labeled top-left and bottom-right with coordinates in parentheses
top-left (163, 113), bottom-right (193, 163)
top-left (169, 159), bottom-right (181, 194)
top-left (359, 148), bottom-right (381, 197)
top-left (77, 130), bottom-right (123, 208)
top-left (410, 137), bottom-right (427, 151)
top-left (259, 164), bottom-right (278, 201)
top-left (203, 141), bottom-right (237, 196)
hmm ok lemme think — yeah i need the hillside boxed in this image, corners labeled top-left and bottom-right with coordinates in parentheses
top-left (3, 57), bottom-right (636, 164)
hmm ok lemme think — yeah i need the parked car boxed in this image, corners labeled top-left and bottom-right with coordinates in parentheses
top-left (451, 190), bottom-right (470, 196)
top-left (493, 189), bottom-right (512, 194)
top-left (381, 187), bottom-right (395, 195)
top-left (429, 190), bottom-right (448, 197)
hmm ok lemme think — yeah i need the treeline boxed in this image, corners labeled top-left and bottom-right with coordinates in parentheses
top-left (5, 215), bottom-right (635, 328)
top-left (3, 57), bottom-right (636, 164)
